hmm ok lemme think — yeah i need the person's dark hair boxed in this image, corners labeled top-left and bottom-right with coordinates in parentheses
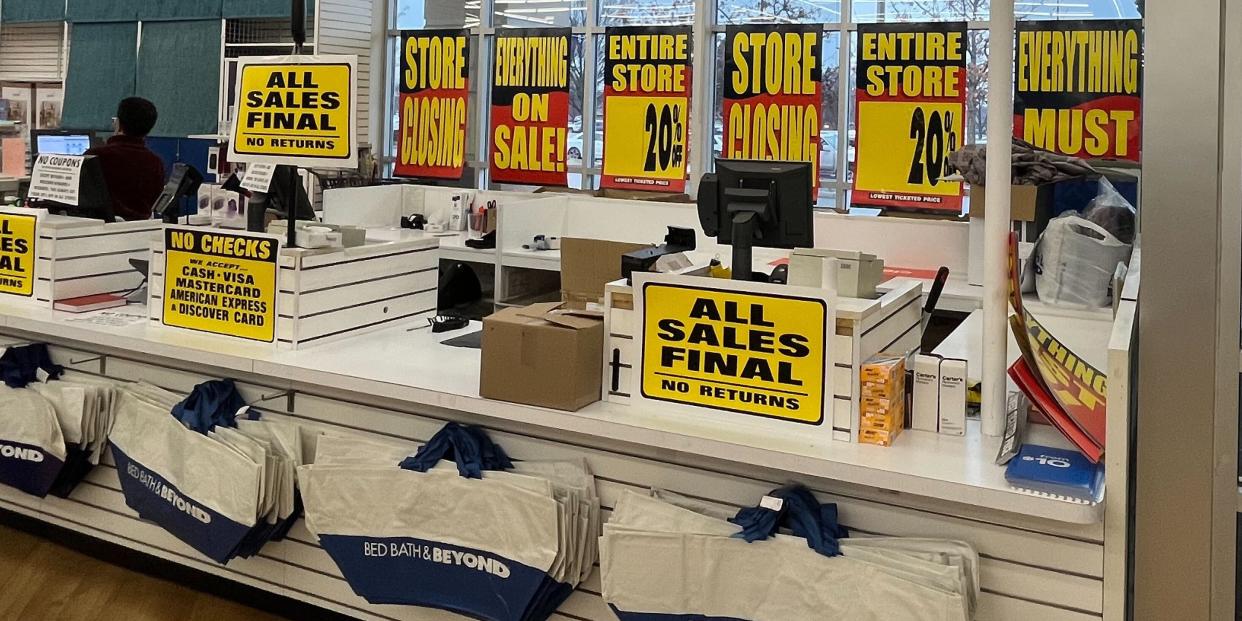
top-left (117, 97), bottom-right (158, 138)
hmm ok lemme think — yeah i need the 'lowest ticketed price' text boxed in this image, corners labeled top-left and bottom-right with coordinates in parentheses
top-left (161, 228), bottom-right (279, 343)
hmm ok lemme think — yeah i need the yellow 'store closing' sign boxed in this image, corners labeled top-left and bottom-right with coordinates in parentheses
top-left (228, 55), bottom-right (358, 169)
top-left (637, 275), bottom-right (833, 425)
top-left (0, 212), bottom-right (36, 297)
top-left (161, 227), bottom-right (280, 343)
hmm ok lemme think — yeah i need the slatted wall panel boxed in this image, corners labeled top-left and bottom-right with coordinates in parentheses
top-left (0, 22), bottom-right (65, 82)
top-left (316, 0), bottom-right (372, 148)
top-left (0, 339), bottom-right (1106, 621)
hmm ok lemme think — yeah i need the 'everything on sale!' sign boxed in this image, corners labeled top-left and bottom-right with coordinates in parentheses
top-left (395, 30), bottom-right (470, 179)
top-left (1014, 20), bottom-right (1142, 162)
top-left (489, 28), bottom-right (571, 187)
top-left (601, 26), bottom-right (691, 193)
top-left (853, 23), bottom-right (967, 213)
top-left (229, 55), bottom-right (358, 169)
top-left (722, 25), bottom-right (822, 198)
top-left (637, 275), bottom-right (832, 426)
top-left (161, 228), bottom-right (280, 343)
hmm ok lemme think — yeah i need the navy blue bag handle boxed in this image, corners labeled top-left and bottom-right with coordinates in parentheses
top-left (730, 484), bottom-right (849, 557)
top-left (399, 423), bottom-right (512, 479)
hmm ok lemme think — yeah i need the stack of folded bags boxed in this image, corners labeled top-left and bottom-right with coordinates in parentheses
top-left (600, 484), bottom-right (979, 621)
top-left (298, 422), bottom-right (600, 621)
top-left (109, 378), bottom-right (304, 563)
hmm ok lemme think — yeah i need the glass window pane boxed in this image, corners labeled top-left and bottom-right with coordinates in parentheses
top-left (567, 34), bottom-right (586, 165)
top-left (396, 0), bottom-right (481, 28)
top-left (717, 0), bottom-right (842, 24)
top-left (852, 0), bottom-right (985, 23)
top-left (1014, 0), bottom-right (1142, 20)
top-left (493, 0), bottom-right (587, 28)
top-left (819, 32), bottom-right (842, 183)
top-left (966, 29), bottom-right (988, 144)
top-left (599, 0), bottom-right (694, 25)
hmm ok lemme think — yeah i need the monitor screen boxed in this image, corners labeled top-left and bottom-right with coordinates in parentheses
top-left (36, 134), bottom-right (91, 156)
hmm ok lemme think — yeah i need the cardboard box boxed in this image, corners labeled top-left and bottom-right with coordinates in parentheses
top-left (938, 358), bottom-right (967, 436)
top-left (560, 238), bottom-right (648, 309)
top-left (859, 427), bottom-right (903, 447)
top-left (480, 302), bottom-right (605, 411)
top-left (912, 354), bottom-right (941, 432)
top-left (968, 183), bottom-right (1051, 223)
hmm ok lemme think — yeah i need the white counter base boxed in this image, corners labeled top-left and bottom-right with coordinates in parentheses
top-left (0, 301), bottom-right (1107, 620)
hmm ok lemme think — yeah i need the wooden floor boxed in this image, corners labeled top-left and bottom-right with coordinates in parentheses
top-left (0, 524), bottom-right (289, 621)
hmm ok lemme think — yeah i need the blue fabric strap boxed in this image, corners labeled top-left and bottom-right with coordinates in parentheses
top-left (729, 484), bottom-right (849, 558)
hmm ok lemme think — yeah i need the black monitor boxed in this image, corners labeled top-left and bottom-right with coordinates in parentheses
top-left (32, 155), bottom-right (115, 223)
top-left (30, 130), bottom-right (95, 160)
top-left (697, 159), bottom-right (815, 281)
top-left (246, 165), bottom-right (316, 233)
top-left (152, 163), bottom-right (205, 223)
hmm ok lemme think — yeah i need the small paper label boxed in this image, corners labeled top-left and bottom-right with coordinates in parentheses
top-left (35, 368), bottom-right (49, 383)
top-left (28, 154), bottom-right (84, 206)
top-left (759, 496), bottom-right (784, 512)
top-left (240, 163), bottom-right (277, 193)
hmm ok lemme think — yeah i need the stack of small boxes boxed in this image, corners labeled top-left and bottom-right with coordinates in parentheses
top-left (859, 353), bottom-right (907, 446)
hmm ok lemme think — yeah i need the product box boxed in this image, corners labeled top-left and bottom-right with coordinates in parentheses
top-left (480, 302), bottom-right (604, 411)
top-left (968, 182), bottom-right (1052, 223)
top-left (938, 358), bottom-right (968, 436)
top-left (860, 353), bottom-right (906, 397)
top-left (912, 354), bottom-right (942, 432)
top-left (859, 427), bottom-right (902, 447)
top-left (789, 248), bottom-right (885, 298)
top-left (560, 238), bottom-right (648, 310)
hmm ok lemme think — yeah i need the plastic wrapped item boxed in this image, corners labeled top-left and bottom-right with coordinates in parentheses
top-left (1081, 177), bottom-right (1137, 244)
top-left (1031, 211), bottom-right (1132, 308)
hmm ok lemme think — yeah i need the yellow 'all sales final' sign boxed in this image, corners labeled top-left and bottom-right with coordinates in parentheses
top-left (161, 227), bottom-right (280, 343)
top-left (0, 213), bottom-right (36, 297)
top-left (638, 276), bottom-right (831, 425)
top-left (229, 55), bottom-right (358, 169)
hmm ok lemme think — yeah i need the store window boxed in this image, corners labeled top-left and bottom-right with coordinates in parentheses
top-left (396, 0), bottom-right (481, 28)
top-left (384, 0), bottom-right (1142, 196)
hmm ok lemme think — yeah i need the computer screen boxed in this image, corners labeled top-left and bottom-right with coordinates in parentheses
top-left (35, 134), bottom-right (91, 157)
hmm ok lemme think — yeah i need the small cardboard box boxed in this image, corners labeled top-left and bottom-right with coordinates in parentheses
top-left (480, 302), bottom-right (604, 411)
top-left (560, 238), bottom-right (648, 309)
top-left (968, 183), bottom-right (1051, 223)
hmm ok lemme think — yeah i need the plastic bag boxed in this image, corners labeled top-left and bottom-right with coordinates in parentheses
top-left (1032, 212), bottom-right (1132, 307)
top-left (1081, 177), bottom-right (1137, 245)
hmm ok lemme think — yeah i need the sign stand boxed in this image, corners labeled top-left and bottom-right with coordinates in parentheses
top-left (287, 0), bottom-right (306, 250)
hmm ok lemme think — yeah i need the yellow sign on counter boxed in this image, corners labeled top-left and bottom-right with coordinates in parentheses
top-left (638, 277), bottom-right (830, 425)
top-left (161, 227), bottom-right (279, 343)
top-left (0, 213), bottom-right (36, 297)
top-left (229, 55), bottom-right (358, 169)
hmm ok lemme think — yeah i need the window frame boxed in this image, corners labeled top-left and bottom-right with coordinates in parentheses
top-left (383, 0), bottom-right (1134, 206)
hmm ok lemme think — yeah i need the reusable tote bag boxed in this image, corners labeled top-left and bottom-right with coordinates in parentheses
top-left (0, 386), bottom-right (67, 497)
top-left (601, 490), bottom-right (973, 621)
top-left (300, 423), bottom-right (589, 621)
top-left (109, 389), bottom-right (262, 563)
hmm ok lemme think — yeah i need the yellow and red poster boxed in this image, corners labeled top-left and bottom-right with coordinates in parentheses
top-left (601, 26), bottom-right (691, 193)
top-left (722, 25), bottom-right (821, 198)
top-left (853, 23), bottom-right (966, 213)
top-left (395, 29), bottom-right (470, 179)
top-left (489, 28), bottom-right (571, 187)
top-left (1014, 20), bottom-right (1142, 162)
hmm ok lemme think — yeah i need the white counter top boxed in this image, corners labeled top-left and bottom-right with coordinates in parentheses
top-left (0, 297), bottom-right (1101, 525)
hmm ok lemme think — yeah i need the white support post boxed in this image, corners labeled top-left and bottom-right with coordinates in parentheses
top-left (981, 0), bottom-right (1013, 437)
top-left (687, 0), bottom-right (714, 198)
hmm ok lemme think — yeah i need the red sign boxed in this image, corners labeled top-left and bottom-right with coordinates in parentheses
top-left (489, 28), bottom-right (571, 187)
top-left (395, 29), bottom-right (470, 179)
top-left (1014, 20), bottom-right (1143, 162)
top-left (721, 25), bottom-right (821, 199)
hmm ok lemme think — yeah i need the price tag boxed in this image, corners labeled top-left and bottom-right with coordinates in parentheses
top-left (760, 496), bottom-right (785, 512)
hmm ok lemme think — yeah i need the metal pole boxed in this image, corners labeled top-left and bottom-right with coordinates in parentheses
top-left (287, 0), bottom-right (306, 250)
top-left (980, 0), bottom-right (1013, 437)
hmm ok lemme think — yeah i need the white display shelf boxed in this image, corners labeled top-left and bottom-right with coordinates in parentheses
top-left (0, 298), bottom-right (1100, 525)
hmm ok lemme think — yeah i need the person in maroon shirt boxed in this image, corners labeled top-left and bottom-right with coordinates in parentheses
top-left (84, 97), bottom-right (166, 221)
